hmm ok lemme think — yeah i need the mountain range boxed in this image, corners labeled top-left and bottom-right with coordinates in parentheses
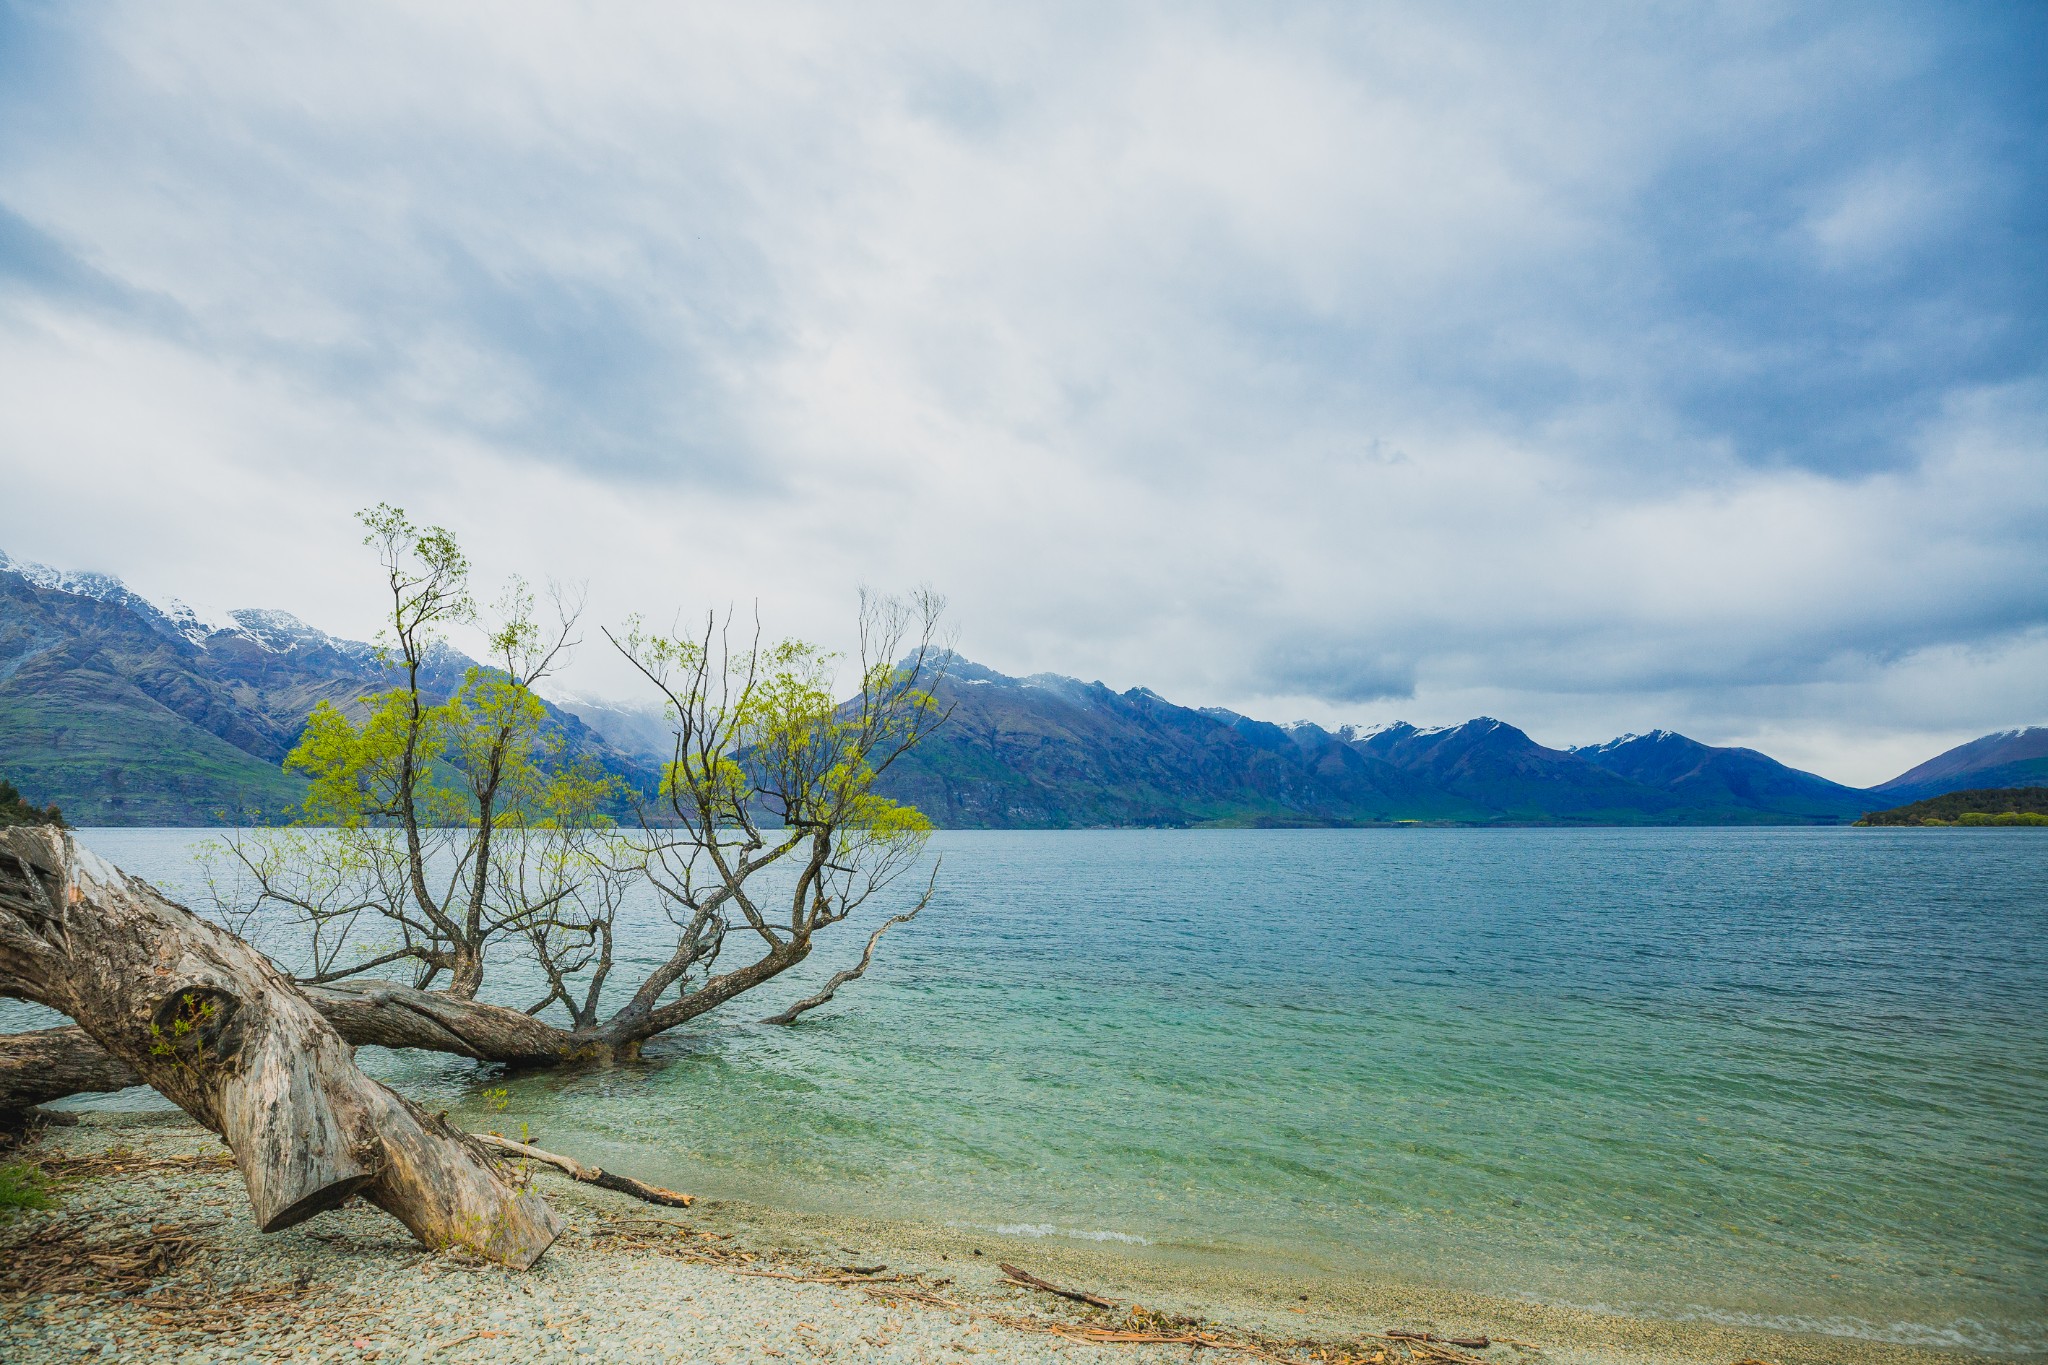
top-left (842, 659), bottom-right (1885, 827)
top-left (2, 553), bottom-right (2040, 827)
top-left (0, 550), bottom-right (646, 824)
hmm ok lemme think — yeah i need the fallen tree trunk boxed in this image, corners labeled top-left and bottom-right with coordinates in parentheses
top-left (0, 979), bottom-right (616, 1113)
top-left (0, 827), bottom-right (560, 1267)
top-left (0, 1023), bottom-right (142, 1108)
top-left (306, 978), bottom-right (603, 1063)
top-left (1, 884), bottom-right (913, 1114)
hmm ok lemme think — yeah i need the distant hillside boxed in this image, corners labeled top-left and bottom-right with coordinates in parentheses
top-left (0, 550), bottom-right (651, 825)
top-left (1348, 718), bottom-right (1680, 823)
top-left (1571, 729), bottom-right (1873, 823)
top-left (1857, 788), bottom-right (2048, 827)
top-left (867, 659), bottom-right (1476, 827)
top-left (862, 656), bottom-right (1876, 828)
top-left (1872, 727), bottom-right (2048, 805)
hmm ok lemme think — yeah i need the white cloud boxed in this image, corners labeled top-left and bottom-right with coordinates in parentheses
top-left (0, 1), bottom-right (2041, 783)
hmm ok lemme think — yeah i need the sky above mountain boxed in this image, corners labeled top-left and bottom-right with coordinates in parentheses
top-left (1, 2), bottom-right (2042, 787)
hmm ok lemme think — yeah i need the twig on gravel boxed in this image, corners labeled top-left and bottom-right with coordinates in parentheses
top-left (0, 1215), bottom-right (201, 1298)
top-left (31, 1145), bottom-right (235, 1186)
top-left (998, 1261), bottom-right (1117, 1309)
top-left (588, 1215), bottom-right (761, 1265)
top-left (738, 1269), bottom-right (908, 1284)
top-left (858, 1283), bottom-right (963, 1309)
top-left (139, 1278), bottom-right (360, 1337)
top-left (429, 1328), bottom-right (506, 1354)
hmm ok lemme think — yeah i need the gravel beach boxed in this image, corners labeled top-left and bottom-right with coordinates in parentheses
top-left (0, 1113), bottom-right (2000, 1365)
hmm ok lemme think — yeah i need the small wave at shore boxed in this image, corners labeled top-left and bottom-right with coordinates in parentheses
top-left (1531, 1295), bottom-right (2047, 1357)
top-left (955, 1221), bottom-right (1152, 1246)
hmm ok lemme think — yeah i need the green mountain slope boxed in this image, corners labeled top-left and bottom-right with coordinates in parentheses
top-left (0, 658), bottom-right (306, 823)
top-left (1856, 788), bottom-right (2048, 826)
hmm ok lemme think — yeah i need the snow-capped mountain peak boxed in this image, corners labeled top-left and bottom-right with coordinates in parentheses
top-left (0, 550), bottom-right (148, 611)
top-left (2, 547), bottom-right (347, 657)
top-left (224, 608), bottom-right (330, 652)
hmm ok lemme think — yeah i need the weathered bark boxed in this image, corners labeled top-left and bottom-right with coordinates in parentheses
top-left (306, 978), bottom-right (603, 1063)
top-left (1, 877), bottom-right (923, 1110)
top-left (0, 974), bottom-right (620, 1112)
top-left (2, 939), bottom-right (840, 1110)
top-left (0, 827), bottom-right (560, 1267)
top-left (0, 1023), bottom-right (142, 1108)
top-left (0, 982), bottom-right (636, 1114)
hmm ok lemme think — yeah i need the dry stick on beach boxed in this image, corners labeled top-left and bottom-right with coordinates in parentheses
top-left (998, 1262), bottom-right (1118, 1310)
top-left (644, 1235), bottom-right (1488, 1365)
top-left (1385, 1329), bottom-right (1492, 1350)
top-left (471, 1132), bottom-right (693, 1207)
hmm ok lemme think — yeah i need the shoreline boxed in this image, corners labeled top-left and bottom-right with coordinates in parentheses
top-left (2, 1113), bottom-right (2015, 1365)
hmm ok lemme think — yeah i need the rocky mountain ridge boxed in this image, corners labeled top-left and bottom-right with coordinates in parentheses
top-left (0, 550), bottom-right (645, 824)
top-left (854, 657), bottom-right (1882, 827)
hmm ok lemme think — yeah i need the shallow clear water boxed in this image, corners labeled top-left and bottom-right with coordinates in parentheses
top-left (18, 828), bottom-right (2047, 1354)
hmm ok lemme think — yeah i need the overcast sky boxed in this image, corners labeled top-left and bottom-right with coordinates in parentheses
top-left (1, 2), bottom-right (2043, 786)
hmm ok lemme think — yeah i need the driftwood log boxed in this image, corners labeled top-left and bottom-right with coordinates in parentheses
top-left (0, 826), bottom-right (560, 1267)
top-left (0, 979), bottom-right (605, 1113)
top-left (472, 1132), bottom-right (695, 1207)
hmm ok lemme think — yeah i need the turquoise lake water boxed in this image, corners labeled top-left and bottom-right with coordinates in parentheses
top-left (18, 828), bottom-right (2047, 1354)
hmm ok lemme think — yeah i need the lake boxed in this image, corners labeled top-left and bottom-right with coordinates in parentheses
top-left (13, 827), bottom-right (2046, 1354)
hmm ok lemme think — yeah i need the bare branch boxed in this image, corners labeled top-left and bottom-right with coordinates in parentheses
top-left (761, 865), bottom-right (937, 1026)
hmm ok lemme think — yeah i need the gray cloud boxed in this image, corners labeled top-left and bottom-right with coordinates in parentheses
top-left (1248, 640), bottom-right (1416, 707)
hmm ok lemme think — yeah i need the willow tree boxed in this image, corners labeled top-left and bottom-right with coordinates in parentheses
top-left (0, 510), bottom-right (950, 1111)
top-left (226, 509), bottom-right (949, 1067)
top-left (216, 504), bottom-right (596, 1002)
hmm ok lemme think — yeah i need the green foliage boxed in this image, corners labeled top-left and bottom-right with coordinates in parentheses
top-left (0, 777), bottom-right (64, 828)
top-left (1858, 787), bottom-right (2048, 826)
top-left (357, 502), bottom-right (474, 667)
top-left (286, 509), bottom-right (608, 837)
top-left (624, 618), bottom-right (939, 854)
top-left (218, 509), bottom-right (946, 1037)
top-left (0, 1161), bottom-right (51, 1213)
top-left (286, 670), bottom-right (612, 830)
top-left (148, 991), bottom-right (226, 1074)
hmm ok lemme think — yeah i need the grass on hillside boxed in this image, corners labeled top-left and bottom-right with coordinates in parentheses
top-left (0, 688), bottom-right (306, 827)
top-left (1857, 787), bottom-right (2048, 826)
